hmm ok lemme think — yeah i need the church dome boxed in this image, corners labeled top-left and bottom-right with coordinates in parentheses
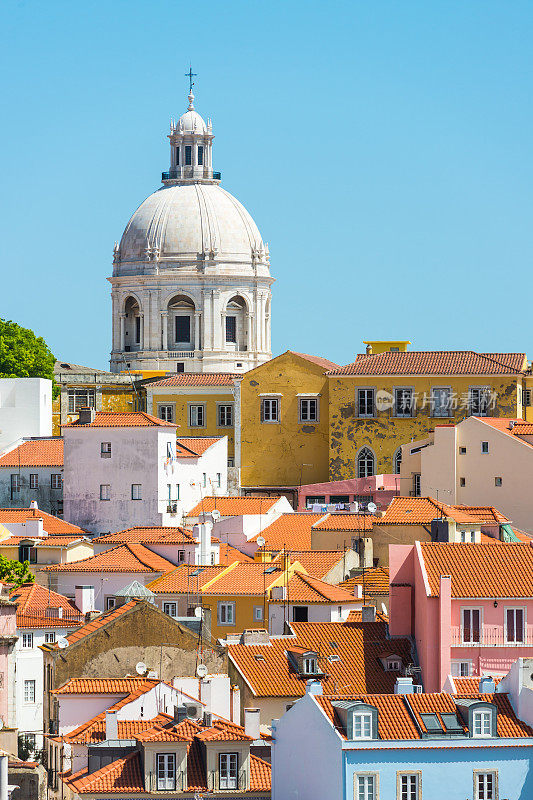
top-left (117, 182), bottom-right (265, 269)
top-left (177, 109), bottom-right (208, 133)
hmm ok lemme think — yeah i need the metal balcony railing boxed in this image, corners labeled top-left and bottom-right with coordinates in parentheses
top-left (451, 625), bottom-right (533, 647)
top-left (162, 169), bottom-right (221, 181)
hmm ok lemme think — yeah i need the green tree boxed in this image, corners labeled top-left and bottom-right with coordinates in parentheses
top-left (0, 555), bottom-right (35, 587)
top-left (0, 318), bottom-right (58, 397)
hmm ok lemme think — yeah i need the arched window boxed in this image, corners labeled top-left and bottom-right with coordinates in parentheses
top-left (167, 295), bottom-right (195, 350)
top-left (225, 296), bottom-right (247, 350)
top-left (357, 447), bottom-right (375, 478)
top-left (124, 296), bottom-right (142, 351)
top-left (393, 448), bottom-right (402, 474)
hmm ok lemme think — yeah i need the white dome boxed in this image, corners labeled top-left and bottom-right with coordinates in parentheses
top-left (117, 183), bottom-right (265, 269)
top-left (178, 109), bottom-right (208, 134)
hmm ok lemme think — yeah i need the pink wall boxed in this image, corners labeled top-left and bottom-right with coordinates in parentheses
top-left (0, 602), bottom-right (16, 726)
top-left (297, 474), bottom-right (399, 511)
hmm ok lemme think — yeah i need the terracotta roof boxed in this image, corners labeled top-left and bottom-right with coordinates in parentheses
top-left (91, 527), bottom-right (195, 546)
top-left (40, 543), bottom-right (176, 573)
top-left (175, 437), bottom-right (222, 457)
top-left (147, 373), bottom-right (238, 387)
top-left (0, 508), bottom-right (86, 535)
top-left (147, 564), bottom-right (228, 594)
top-left (217, 543), bottom-right (253, 564)
top-left (50, 601), bottom-right (142, 648)
top-left (186, 495), bottom-right (283, 517)
top-left (329, 351), bottom-right (527, 376)
top-left (199, 562), bottom-right (282, 596)
top-left (289, 351), bottom-right (340, 371)
top-left (0, 534), bottom-right (85, 548)
top-left (340, 567), bottom-right (390, 595)
top-left (347, 609), bottom-right (389, 623)
top-left (249, 755), bottom-right (272, 792)
top-left (452, 676), bottom-right (502, 695)
top-left (250, 513), bottom-right (326, 550)
top-left (453, 505), bottom-right (510, 524)
top-left (271, 550), bottom-right (348, 579)
top-left (317, 691), bottom-right (533, 740)
top-left (475, 417), bottom-right (533, 440)
top-left (65, 751), bottom-right (144, 793)
top-left (227, 620), bottom-right (413, 698)
top-left (419, 542), bottom-right (533, 597)
top-left (54, 676), bottom-right (159, 695)
top-left (311, 513), bottom-right (374, 531)
top-left (271, 572), bottom-right (358, 604)
top-left (63, 411), bottom-right (175, 428)
top-left (0, 438), bottom-right (63, 467)
top-left (64, 714), bottom-right (172, 744)
top-left (9, 582), bottom-right (82, 628)
top-left (195, 719), bottom-right (253, 742)
top-left (380, 496), bottom-right (509, 526)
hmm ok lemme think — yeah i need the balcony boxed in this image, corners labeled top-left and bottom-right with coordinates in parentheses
top-left (451, 625), bottom-right (533, 647)
top-left (161, 168), bottom-right (221, 181)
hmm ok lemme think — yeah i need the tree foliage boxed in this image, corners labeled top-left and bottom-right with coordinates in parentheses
top-left (0, 318), bottom-right (58, 397)
top-left (0, 554), bottom-right (35, 587)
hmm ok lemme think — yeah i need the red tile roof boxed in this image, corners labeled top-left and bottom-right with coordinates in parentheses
top-left (250, 513), bottom-right (326, 550)
top-left (175, 437), bottom-right (222, 457)
top-left (91, 527), bottom-right (195, 546)
top-left (329, 351), bottom-right (527, 376)
top-left (227, 620), bottom-right (413, 698)
top-left (148, 373), bottom-right (238, 387)
top-left (272, 572), bottom-right (358, 604)
top-left (312, 513), bottom-right (374, 531)
top-left (452, 676), bottom-right (502, 695)
top-left (64, 411), bottom-right (175, 428)
top-left (0, 438), bottom-right (63, 467)
top-left (217, 543), bottom-right (253, 564)
top-left (0, 534), bottom-right (85, 548)
top-left (63, 714), bottom-right (172, 744)
top-left (274, 550), bottom-right (348, 579)
top-left (419, 542), bottom-right (533, 597)
top-left (147, 564), bottom-right (228, 594)
top-left (381, 496), bottom-right (509, 525)
top-left (65, 751), bottom-right (144, 793)
top-left (289, 351), bottom-right (340, 371)
top-left (0, 508), bottom-right (86, 535)
top-left (199, 562), bottom-right (282, 596)
top-left (40, 543), bottom-right (176, 573)
top-left (9, 582), bottom-right (82, 628)
top-left (347, 609), bottom-right (389, 623)
top-left (186, 496), bottom-right (283, 517)
top-left (54, 676), bottom-right (159, 695)
top-left (49, 601), bottom-right (143, 648)
top-left (340, 567), bottom-right (390, 595)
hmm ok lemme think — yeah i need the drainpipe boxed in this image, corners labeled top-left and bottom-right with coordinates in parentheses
top-left (0, 752), bottom-right (8, 800)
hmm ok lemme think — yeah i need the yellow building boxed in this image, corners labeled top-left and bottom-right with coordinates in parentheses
top-left (240, 351), bottom-right (339, 490)
top-left (144, 373), bottom-right (239, 462)
top-left (328, 342), bottom-right (528, 479)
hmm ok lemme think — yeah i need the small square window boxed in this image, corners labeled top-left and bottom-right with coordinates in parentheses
top-left (495, 477), bottom-right (502, 487)
top-left (299, 398), bottom-right (319, 423)
top-left (132, 484), bottom-right (142, 500)
top-left (253, 606), bottom-right (263, 621)
top-left (100, 484), bottom-right (111, 501)
top-left (481, 441), bottom-right (489, 454)
top-left (45, 631), bottom-right (56, 644)
top-left (261, 398), bottom-right (280, 423)
top-left (460, 477), bottom-right (466, 487)
top-left (51, 474), bottom-right (62, 489)
top-left (29, 473), bottom-right (38, 489)
top-left (101, 442), bottom-right (111, 457)
top-left (459, 446), bottom-right (467, 454)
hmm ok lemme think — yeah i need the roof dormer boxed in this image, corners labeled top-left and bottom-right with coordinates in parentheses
top-left (332, 700), bottom-right (379, 740)
top-left (286, 648), bottom-right (324, 678)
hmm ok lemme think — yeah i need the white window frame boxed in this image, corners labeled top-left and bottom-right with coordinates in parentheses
top-left (22, 633), bottom-right (34, 649)
top-left (430, 386), bottom-right (452, 417)
top-left (357, 388), bottom-right (375, 418)
top-left (163, 602), bottom-right (177, 618)
top-left (24, 679), bottom-right (36, 703)
top-left (131, 484), bottom-right (142, 500)
top-left (219, 752), bottom-right (238, 790)
top-left (469, 386), bottom-right (491, 417)
top-left (298, 397), bottom-right (319, 423)
top-left (303, 656), bottom-right (318, 674)
top-left (354, 772), bottom-right (378, 800)
top-left (353, 712), bottom-right (373, 740)
top-left (451, 660), bottom-right (472, 677)
top-left (158, 404), bottom-right (175, 423)
top-left (253, 605), bottom-right (263, 621)
top-left (100, 484), bottom-right (111, 501)
top-left (481, 441), bottom-right (489, 454)
top-left (51, 473), bottom-right (62, 489)
top-left (394, 387), bottom-right (415, 418)
top-left (217, 403), bottom-right (234, 427)
top-left (188, 403), bottom-right (206, 427)
top-left (105, 596), bottom-right (116, 611)
top-left (156, 752), bottom-right (176, 791)
top-left (472, 710), bottom-right (492, 738)
top-left (101, 442), bottom-right (112, 458)
top-left (357, 447), bottom-right (375, 478)
top-left (218, 601), bottom-right (235, 625)
top-left (261, 397), bottom-right (280, 423)
top-left (29, 473), bottom-right (38, 489)
top-left (461, 607), bottom-right (482, 645)
top-left (505, 606), bottom-right (526, 644)
top-left (474, 770), bottom-right (497, 800)
top-left (44, 631), bottom-right (56, 644)
top-left (397, 771), bottom-right (421, 800)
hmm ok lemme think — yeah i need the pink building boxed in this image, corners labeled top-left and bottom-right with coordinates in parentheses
top-left (297, 474), bottom-right (399, 511)
top-left (389, 541), bottom-right (533, 692)
top-left (0, 585), bottom-right (18, 731)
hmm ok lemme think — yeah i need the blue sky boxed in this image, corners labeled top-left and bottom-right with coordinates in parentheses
top-left (1, 0), bottom-right (533, 369)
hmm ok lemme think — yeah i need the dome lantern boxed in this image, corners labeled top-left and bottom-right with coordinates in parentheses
top-left (164, 88), bottom-right (217, 185)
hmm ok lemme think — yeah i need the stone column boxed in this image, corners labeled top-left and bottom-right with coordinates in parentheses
top-left (246, 312), bottom-right (252, 352)
top-left (194, 311), bottom-right (201, 351)
top-left (202, 290), bottom-right (212, 350)
top-left (221, 310), bottom-right (226, 351)
top-left (162, 313), bottom-right (168, 350)
top-left (139, 315), bottom-right (144, 351)
top-left (119, 314), bottom-right (126, 351)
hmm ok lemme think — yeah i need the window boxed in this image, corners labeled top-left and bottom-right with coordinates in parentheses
top-left (167, 441), bottom-right (174, 458)
top-left (219, 753), bottom-right (238, 790)
top-left (459, 446), bottom-right (467, 454)
top-left (506, 608), bottom-right (525, 643)
top-left (525, 389), bottom-right (531, 407)
top-left (469, 387), bottom-right (490, 417)
top-left (495, 477), bottom-right (502, 487)
top-left (306, 495), bottom-right (326, 508)
top-left (330, 494), bottom-right (350, 504)
top-left (22, 633), bottom-right (34, 649)
top-left (462, 608), bottom-right (481, 644)
top-left (460, 477), bottom-right (466, 487)
top-left (451, 660), bottom-right (471, 677)
top-left (177, 550), bottom-right (185, 562)
top-left (473, 710), bottom-right (492, 737)
top-left (135, 316), bottom-right (141, 344)
top-left (475, 771), bottom-right (496, 799)
top-left (105, 597), bottom-right (116, 611)
top-left (29, 474), bottom-right (38, 489)
top-left (353, 713), bottom-right (372, 739)
top-left (218, 602), bottom-right (235, 625)
top-left (21, 733), bottom-right (36, 753)
top-left (395, 388), bottom-right (414, 417)
top-left (399, 773), bottom-right (420, 800)
top-left (189, 404), bottom-right (205, 427)
top-left (175, 315), bottom-right (191, 343)
top-left (175, 485), bottom-right (180, 500)
top-left (299, 398), bottom-right (319, 423)
top-left (355, 774), bottom-right (377, 800)
top-left (253, 606), bottom-right (263, 621)
top-left (68, 389), bottom-right (96, 413)
top-left (100, 484), bottom-right (111, 501)
top-left (261, 398), bottom-right (279, 423)
top-left (357, 448), bottom-right (375, 478)
top-left (202, 473), bottom-right (207, 487)
top-left (303, 656), bottom-right (318, 674)
top-left (293, 606), bottom-right (309, 622)
top-left (217, 404), bottom-right (233, 427)
top-left (358, 388), bottom-right (375, 417)
top-left (224, 315), bottom-right (237, 344)
top-left (45, 631), bottom-right (56, 644)
top-left (431, 386), bottom-right (452, 417)
top-left (393, 448), bottom-right (402, 474)
top-left (163, 602), bottom-right (177, 618)
top-left (51, 474), bottom-right (62, 489)
top-left (101, 442), bottom-right (111, 458)
top-left (228, 458), bottom-right (235, 468)
top-left (156, 753), bottom-right (176, 791)
top-left (158, 405), bottom-right (174, 423)
top-left (481, 441), bottom-right (489, 453)
top-left (185, 145), bottom-right (192, 165)
top-left (131, 484), bottom-right (142, 500)
top-left (460, 531), bottom-right (475, 543)
top-left (10, 474), bottom-right (20, 498)
top-left (216, 473), bottom-right (221, 488)
top-left (175, 146), bottom-right (180, 165)
top-left (412, 474), bottom-right (421, 497)
top-left (24, 680), bottom-right (36, 703)
top-left (19, 545), bottom-right (37, 564)
top-left (197, 145), bottom-right (204, 165)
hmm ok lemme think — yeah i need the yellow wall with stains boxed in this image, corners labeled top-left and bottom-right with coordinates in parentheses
top-left (148, 391), bottom-right (235, 457)
top-left (52, 388), bottom-right (135, 435)
top-left (328, 375), bottom-right (523, 480)
top-left (240, 352), bottom-right (331, 488)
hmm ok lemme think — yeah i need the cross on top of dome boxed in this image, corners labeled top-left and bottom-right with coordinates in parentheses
top-left (185, 64), bottom-right (197, 110)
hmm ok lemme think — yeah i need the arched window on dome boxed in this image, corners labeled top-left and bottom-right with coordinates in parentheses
top-left (124, 297), bottom-right (142, 352)
top-left (224, 296), bottom-right (247, 352)
top-left (167, 295), bottom-right (196, 352)
top-left (393, 447), bottom-right (402, 475)
top-left (357, 447), bottom-right (375, 479)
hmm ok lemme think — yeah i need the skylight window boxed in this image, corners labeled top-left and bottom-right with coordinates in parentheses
top-left (328, 654), bottom-right (341, 663)
top-left (420, 713), bottom-right (442, 734)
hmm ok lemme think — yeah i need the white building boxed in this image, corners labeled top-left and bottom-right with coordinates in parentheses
top-left (0, 438), bottom-right (63, 515)
top-left (0, 379), bottom-right (52, 454)
top-left (62, 410), bottom-right (228, 535)
top-left (109, 88), bottom-right (273, 375)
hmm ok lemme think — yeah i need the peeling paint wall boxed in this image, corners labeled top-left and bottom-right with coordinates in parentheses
top-left (52, 388), bottom-right (135, 436)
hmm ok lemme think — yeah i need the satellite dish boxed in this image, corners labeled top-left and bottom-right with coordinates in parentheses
top-left (196, 664), bottom-right (208, 679)
top-left (367, 502), bottom-right (377, 514)
top-left (256, 536), bottom-right (266, 548)
top-left (194, 606), bottom-right (203, 618)
top-left (57, 636), bottom-right (69, 649)
top-left (211, 509), bottom-right (221, 521)
top-left (136, 661), bottom-right (147, 675)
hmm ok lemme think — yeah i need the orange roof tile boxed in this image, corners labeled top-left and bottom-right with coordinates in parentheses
top-left (0, 508), bottom-right (86, 535)
top-left (9, 583), bottom-right (82, 628)
top-left (50, 601), bottom-right (142, 648)
top-left (272, 550), bottom-right (346, 579)
top-left (147, 564), bottom-right (228, 594)
top-left (249, 755), bottom-right (272, 792)
top-left (0, 534), bottom-right (85, 548)
top-left (312, 513), bottom-right (374, 531)
top-left (250, 513), bottom-right (326, 550)
top-left (0, 438), bottom-right (63, 467)
top-left (65, 752), bottom-right (143, 793)
top-left (289, 351), bottom-right (340, 371)
top-left (419, 542), bottom-right (533, 597)
top-left (147, 373), bottom-right (238, 387)
top-left (227, 620), bottom-right (413, 698)
top-left (54, 676), bottom-right (159, 695)
top-left (340, 567), bottom-right (390, 595)
top-left (40, 543), bottom-right (176, 573)
top-left (175, 437), bottom-right (222, 457)
top-left (195, 719), bottom-right (253, 742)
top-left (186, 495), bottom-right (283, 517)
top-left (452, 676), bottom-right (502, 695)
top-left (91, 527), bottom-right (195, 546)
top-left (271, 572), bottom-right (358, 604)
top-left (200, 562), bottom-right (282, 596)
top-left (380, 496), bottom-right (508, 525)
top-left (347, 609), bottom-right (389, 623)
top-left (64, 713), bottom-right (172, 744)
top-left (329, 351), bottom-right (527, 376)
top-left (63, 411), bottom-right (175, 428)
top-left (217, 543), bottom-right (253, 564)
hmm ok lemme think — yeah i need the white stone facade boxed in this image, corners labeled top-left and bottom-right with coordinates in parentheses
top-left (109, 91), bottom-right (273, 374)
top-left (0, 379), bottom-right (52, 454)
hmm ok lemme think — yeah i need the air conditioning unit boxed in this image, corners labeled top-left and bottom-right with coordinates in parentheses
top-left (184, 702), bottom-right (202, 719)
top-left (413, 684), bottom-right (423, 694)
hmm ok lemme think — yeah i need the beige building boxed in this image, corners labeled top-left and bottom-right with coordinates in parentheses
top-left (399, 416), bottom-right (533, 534)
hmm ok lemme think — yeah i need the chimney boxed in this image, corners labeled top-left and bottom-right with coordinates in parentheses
top-left (78, 407), bottom-right (96, 425)
top-left (173, 705), bottom-right (187, 723)
top-left (305, 679), bottom-right (323, 696)
top-left (394, 677), bottom-right (414, 695)
top-left (105, 709), bottom-right (118, 741)
top-left (271, 586), bottom-right (287, 600)
top-left (196, 520), bottom-right (212, 566)
top-left (0, 752), bottom-right (7, 800)
top-left (242, 628), bottom-right (269, 645)
top-left (479, 676), bottom-right (496, 694)
top-left (202, 711), bottom-right (212, 727)
top-left (24, 516), bottom-right (45, 539)
top-left (75, 586), bottom-right (95, 615)
top-left (244, 708), bottom-right (260, 740)
top-left (30, 500), bottom-right (38, 511)
top-left (361, 605), bottom-right (376, 623)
